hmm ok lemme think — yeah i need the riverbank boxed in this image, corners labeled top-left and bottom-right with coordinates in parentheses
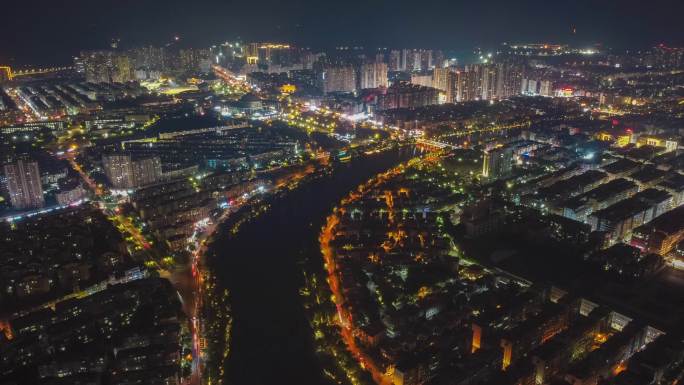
top-left (173, 156), bottom-right (332, 385)
top-left (205, 146), bottom-right (419, 385)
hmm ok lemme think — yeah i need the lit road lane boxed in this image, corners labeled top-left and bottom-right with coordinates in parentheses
top-left (67, 155), bottom-right (103, 196)
top-left (318, 156), bottom-right (437, 385)
top-left (320, 211), bottom-right (392, 385)
top-left (66, 154), bottom-right (152, 250)
top-left (109, 212), bottom-right (152, 250)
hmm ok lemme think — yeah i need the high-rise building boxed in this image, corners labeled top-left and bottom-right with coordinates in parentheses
top-left (132, 157), bottom-right (163, 187)
top-left (453, 61), bottom-right (524, 102)
top-left (323, 65), bottom-right (357, 94)
top-left (245, 43), bottom-right (259, 64)
top-left (80, 51), bottom-right (135, 83)
top-left (394, 49), bottom-right (440, 72)
top-left (255, 43), bottom-right (293, 66)
top-left (179, 48), bottom-right (211, 73)
top-left (521, 78), bottom-right (539, 95)
top-left (445, 70), bottom-right (458, 103)
top-left (481, 65), bottom-right (498, 100)
top-left (376, 82), bottom-right (439, 110)
top-left (111, 54), bottom-right (133, 83)
top-left (0, 66), bottom-right (12, 84)
top-left (130, 46), bottom-right (167, 73)
top-left (456, 66), bottom-right (484, 102)
top-left (103, 154), bottom-right (161, 189)
top-left (302, 51), bottom-right (322, 70)
top-left (73, 56), bottom-right (85, 75)
top-left (410, 73), bottom-right (433, 88)
top-left (401, 49), bottom-right (411, 71)
top-left (539, 80), bottom-right (553, 96)
top-left (649, 45), bottom-right (684, 69)
top-left (432, 67), bottom-right (451, 92)
top-left (420, 49), bottom-right (433, 70)
top-left (482, 146), bottom-right (514, 180)
top-left (4, 159), bottom-right (45, 209)
top-left (102, 154), bottom-right (134, 189)
top-left (412, 50), bottom-right (423, 71)
top-left (81, 51), bottom-right (113, 83)
top-left (389, 50), bottom-right (401, 71)
top-left (433, 50), bottom-right (446, 69)
top-left (360, 61), bottom-right (388, 89)
top-left (495, 61), bottom-right (524, 99)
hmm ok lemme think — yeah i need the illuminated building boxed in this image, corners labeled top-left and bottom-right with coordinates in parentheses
top-left (56, 184), bottom-right (87, 206)
top-left (280, 84), bottom-right (296, 94)
top-left (521, 78), bottom-right (538, 95)
top-left (401, 49), bottom-right (411, 71)
top-left (179, 48), bottom-right (211, 73)
top-left (302, 51), bottom-right (322, 70)
top-left (561, 178), bottom-right (639, 222)
top-left (80, 51), bottom-right (134, 83)
top-left (539, 79), bottom-right (553, 96)
top-left (456, 65), bottom-right (483, 102)
top-left (102, 154), bottom-right (134, 189)
top-left (376, 82), bottom-right (439, 110)
top-left (110, 54), bottom-right (133, 83)
top-left (452, 61), bottom-right (524, 101)
top-left (419, 49), bottom-right (432, 70)
top-left (501, 339), bottom-right (513, 370)
top-left (406, 49), bottom-right (423, 71)
top-left (432, 67), bottom-right (451, 93)
top-left (596, 131), bottom-right (633, 147)
top-left (482, 146), bottom-right (513, 180)
top-left (481, 65), bottom-right (498, 100)
top-left (630, 206), bottom-right (684, 256)
top-left (256, 43), bottom-right (293, 67)
top-left (4, 159), bottom-right (45, 209)
top-left (133, 156), bottom-right (163, 187)
top-left (494, 61), bottom-right (524, 99)
top-left (433, 50), bottom-right (446, 69)
top-left (360, 61), bottom-right (388, 89)
top-left (588, 189), bottom-right (673, 243)
top-left (81, 51), bottom-right (113, 83)
top-left (649, 44), bottom-right (684, 69)
top-left (130, 45), bottom-right (167, 73)
top-left (396, 49), bottom-right (440, 72)
top-left (471, 323), bottom-right (482, 353)
top-left (102, 154), bottom-right (161, 189)
top-left (636, 135), bottom-right (679, 152)
top-left (444, 70), bottom-right (458, 103)
top-left (322, 64), bottom-right (356, 94)
top-left (0, 66), bottom-right (12, 83)
top-left (410, 72), bottom-right (432, 88)
top-left (245, 42), bottom-right (259, 64)
top-left (389, 50), bottom-right (401, 71)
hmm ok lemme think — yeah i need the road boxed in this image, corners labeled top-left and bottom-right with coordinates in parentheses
top-left (317, 165), bottom-right (416, 385)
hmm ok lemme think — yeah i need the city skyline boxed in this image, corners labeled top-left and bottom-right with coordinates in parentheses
top-left (2, 0), bottom-right (684, 66)
top-left (1, 3), bottom-right (684, 385)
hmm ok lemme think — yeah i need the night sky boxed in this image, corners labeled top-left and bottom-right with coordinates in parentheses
top-left (2, 0), bottom-right (684, 66)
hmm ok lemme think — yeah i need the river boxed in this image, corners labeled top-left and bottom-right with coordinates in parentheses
top-left (208, 146), bottom-right (419, 385)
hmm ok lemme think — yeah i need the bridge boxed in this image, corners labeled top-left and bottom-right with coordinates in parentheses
top-left (416, 138), bottom-right (460, 150)
top-left (0, 66), bottom-right (74, 80)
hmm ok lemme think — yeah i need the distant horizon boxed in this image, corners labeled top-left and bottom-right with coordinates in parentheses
top-left (2, 0), bottom-right (684, 66)
top-left (1, 39), bottom-right (677, 69)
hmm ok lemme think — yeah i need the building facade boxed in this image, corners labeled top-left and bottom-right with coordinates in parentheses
top-left (4, 159), bottom-right (45, 209)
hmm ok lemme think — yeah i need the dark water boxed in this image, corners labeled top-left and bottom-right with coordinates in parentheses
top-left (211, 147), bottom-right (417, 385)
